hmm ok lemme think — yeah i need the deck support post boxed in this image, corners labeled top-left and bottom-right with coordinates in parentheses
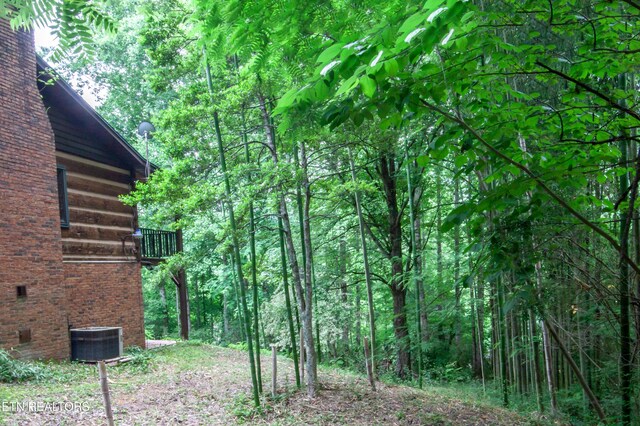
top-left (176, 224), bottom-right (189, 340)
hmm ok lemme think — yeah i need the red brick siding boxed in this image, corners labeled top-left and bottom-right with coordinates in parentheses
top-left (64, 263), bottom-right (146, 348)
top-left (0, 21), bottom-right (69, 359)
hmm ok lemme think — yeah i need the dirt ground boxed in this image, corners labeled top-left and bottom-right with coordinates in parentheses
top-left (1, 343), bottom-right (530, 425)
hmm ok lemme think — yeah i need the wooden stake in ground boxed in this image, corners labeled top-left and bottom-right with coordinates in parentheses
top-left (98, 361), bottom-right (114, 426)
top-left (271, 344), bottom-right (278, 398)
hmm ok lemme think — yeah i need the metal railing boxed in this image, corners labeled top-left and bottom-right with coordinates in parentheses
top-left (139, 228), bottom-right (177, 259)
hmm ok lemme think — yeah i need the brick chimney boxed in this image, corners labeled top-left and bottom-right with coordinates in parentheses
top-left (0, 20), bottom-right (70, 359)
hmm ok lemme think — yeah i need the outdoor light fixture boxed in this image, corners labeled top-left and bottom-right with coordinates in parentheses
top-left (137, 121), bottom-right (155, 139)
top-left (137, 121), bottom-right (156, 178)
top-left (121, 229), bottom-right (143, 261)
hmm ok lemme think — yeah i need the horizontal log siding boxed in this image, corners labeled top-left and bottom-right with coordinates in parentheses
top-left (55, 152), bottom-right (136, 262)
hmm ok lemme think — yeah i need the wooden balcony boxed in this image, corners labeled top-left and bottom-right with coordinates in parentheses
top-left (139, 228), bottom-right (177, 263)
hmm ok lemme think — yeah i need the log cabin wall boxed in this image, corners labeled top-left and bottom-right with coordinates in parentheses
top-left (52, 152), bottom-right (145, 348)
top-left (39, 67), bottom-right (147, 350)
top-left (55, 151), bottom-right (137, 262)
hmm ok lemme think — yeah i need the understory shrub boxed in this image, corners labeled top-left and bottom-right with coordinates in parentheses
top-left (0, 349), bottom-right (50, 382)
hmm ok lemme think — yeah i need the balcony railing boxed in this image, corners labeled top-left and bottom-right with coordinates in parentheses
top-left (139, 228), bottom-right (177, 260)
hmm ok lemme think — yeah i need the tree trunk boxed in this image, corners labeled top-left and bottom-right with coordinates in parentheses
top-left (176, 227), bottom-right (189, 341)
top-left (536, 262), bottom-right (558, 414)
top-left (453, 177), bottom-right (462, 355)
top-left (404, 139), bottom-right (423, 388)
top-left (240, 108), bottom-right (263, 393)
top-left (194, 277), bottom-right (201, 329)
top-left (223, 290), bottom-right (230, 341)
top-left (544, 314), bottom-right (607, 423)
top-left (617, 77), bottom-right (633, 424)
top-left (211, 106), bottom-right (259, 405)
top-left (159, 281), bottom-right (169, 336)
top-left (380, 152), bottom-right (410, 378)
top-left (349, 148), bottom-right (376, 387)
top-left (300, 142), bottom-right (319, 393)
top-left (339, 239), bottom-right (349, 353)
top-left (529, 309), bottom-right (544, 413)
top-left (436, 167), bottom-right (443, 288)
top-left (258, 92), bottom-right (317, 397)
top-left (279, 217), bottom-right (301, 387)
top-left (414, 210), bottom-right (429, 343)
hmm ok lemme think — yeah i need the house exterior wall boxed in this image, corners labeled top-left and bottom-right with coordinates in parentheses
top-left (64, 263), bottom-right (146, 348)
top-left (0, 21), bottom-right (146, 359)
top-left (0, 21), bottom-right (69, 359)
top-left (54, 152), bottom-right (145, 349)
top-left (56, 151), bottom-right (137, 261)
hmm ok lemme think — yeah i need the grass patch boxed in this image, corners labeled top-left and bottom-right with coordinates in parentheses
top-left (1, 343), bottom-right (542, 425)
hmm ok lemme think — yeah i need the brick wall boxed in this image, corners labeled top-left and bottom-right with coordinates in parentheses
top-left (64, 263), bottom-right (146, 348)
top-left (0, 20), bottom-right (70, 359)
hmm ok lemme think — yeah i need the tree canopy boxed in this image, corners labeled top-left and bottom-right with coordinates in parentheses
top-left (37, 0), bottom-right (640, 423)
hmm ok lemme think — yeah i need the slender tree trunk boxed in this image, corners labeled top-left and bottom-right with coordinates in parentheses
top-left (436, 167), bottom-right (443, 289)
top-left (536, 262), bottom-right (558, 415)
top-left (176, 226), bottom-right (189, 340)
top-left (349, 148), bottom-right (376, 389)
top-left (529, 309), bottom-right (544, 413)
top-left (414, 210), bottom-right (429, 343)
top-left (497, 274), bottom-right (509, 407)
top-left (294, 144), bottom-right (321, 364)
top-left (339, 239), bottom-right (349, 353)
top-left (258, 92), bottom-right (317, 397)
top-left (223, 290), bottom-right (230, 341)
top-left (453, 178), bottom-right (462, 356)
top-left (355, 274), bottom-right (362, 348)
top-left (159, 281), bottom-right (169, 336)
top-left (300, 142), bottom-right (319, 392)
top-left (210, 106), bottom-right (259, 405)
top-left (279, 217), bottom-right (301, 387)
top-left (194, 277), bottom-right (201, 329)
top-left (617, 72), bottom-right (633, 424)
top-left (205, 53), bottom-right (258, 401)
top-left (470, 274), bottom-right (486, 389)
top-left (404, 139), bottom-right (423, 388)
top-left (543, 314), bottom-right (607, 423)
top-left (242, 106), bottom-right (262, 393)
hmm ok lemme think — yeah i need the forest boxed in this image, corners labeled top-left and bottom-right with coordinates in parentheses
top-left (7, 0), bottom-right (640, 424)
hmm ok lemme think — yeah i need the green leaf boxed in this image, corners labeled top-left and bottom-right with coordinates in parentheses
top-left (384, 59), bottom-right (400, 76)
top-left (359, 76), bottom-right (376, 98)
top-left (335, 75), bottom-right (359, 96)
top-left (316, 43), bottom-right (345, 64)
top-left (399, 12), bottom-right (427, 34)
top-left (454, 154), bottom-right (467, 168)
top-left (442, 204), bottom-right (473, 232)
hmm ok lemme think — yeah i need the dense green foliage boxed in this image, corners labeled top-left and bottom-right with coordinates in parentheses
top-left (43, 0), bottom-right (640, 423)
top-left (2, 0), bottom-right (115, 60)
top-left (0, 350), bottom-right (50, 383)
